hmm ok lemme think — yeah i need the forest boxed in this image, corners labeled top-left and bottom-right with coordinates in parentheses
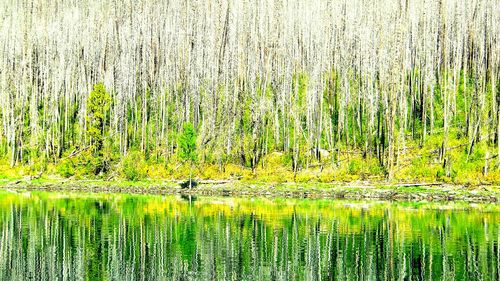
top-left (1, 0), bottom-right (500, 184)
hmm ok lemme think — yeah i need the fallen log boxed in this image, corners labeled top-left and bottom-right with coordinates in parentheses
top-left (394, 183), bottom-right (443, 187)
top-left (173, 179), bottom-right (233, 185)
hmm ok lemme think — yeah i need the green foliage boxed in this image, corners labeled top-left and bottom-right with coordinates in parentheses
top-left (406, 155), bottom-right (436, 181)
top-left (29, 154), bottom-right (48, 175)
top-left (347, 159), bottom-right (362, 175)
top-left (367, 160), bottom-right (385, 176)
top-left (296, 73), bottom-right (308, 108)
top-left (73, 150), bottom-right (106, 178)
top-left (120, 151), bottom-right (147, 181)
top-left (56, 159), bottom-right (75, 178)
top-left (178, 123), bottom-right (197, 164)
top-left (282, 153), bottom-right (294, 167)
top-left (86, 83), bottom-right (111, 175)
top-left (87, 83), bottom-right (111, 152)
top-left (177, 123), bottom-right (198, 187)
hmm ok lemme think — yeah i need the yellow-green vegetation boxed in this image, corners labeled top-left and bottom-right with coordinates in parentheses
top-left (1, 127), bottom-right (500, 186)
top-left (119, 151), bottom-right (147, 181)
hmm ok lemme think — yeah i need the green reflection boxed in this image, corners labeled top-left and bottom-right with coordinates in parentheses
top-left (0, 191), bottom-right (498, 280)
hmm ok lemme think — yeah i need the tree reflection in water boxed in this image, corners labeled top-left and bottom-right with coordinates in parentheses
top-left (0, 192), bottom-right (498, 280)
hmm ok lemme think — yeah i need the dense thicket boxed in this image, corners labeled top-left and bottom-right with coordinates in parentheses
top-left (1, 0), bottom-right (499, 179)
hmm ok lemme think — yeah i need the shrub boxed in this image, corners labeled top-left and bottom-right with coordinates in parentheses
top-left (120, 151), bottom-right (147, 181)
top-left (56, 159), bottom-right (75, 178)
top-left (29, 154), bottom-right (48, 175)
top-left (72, 150), bottom-right (105, 177)
top-left (368, 161), bottom-right (385, 176)
top-left (147, 163), bottom-right (169, 179)
top-left (347, 159), bottom-right (362, 175)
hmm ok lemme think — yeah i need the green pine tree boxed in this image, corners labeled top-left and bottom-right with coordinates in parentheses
top-left (178, 123), bottom-right (197, 188)
top-left (86, 83), bottom-right (111, 174)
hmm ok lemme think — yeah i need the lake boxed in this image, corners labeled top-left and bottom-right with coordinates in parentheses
top-left (0, 191), bottom-right (498, 280)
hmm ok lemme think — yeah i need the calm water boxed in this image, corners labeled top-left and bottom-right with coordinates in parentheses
top-left (0, 191), bottom-right (499, 280)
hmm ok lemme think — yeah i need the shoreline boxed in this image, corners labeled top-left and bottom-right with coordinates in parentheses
top-left (1, 180), bottom-right (499, 203)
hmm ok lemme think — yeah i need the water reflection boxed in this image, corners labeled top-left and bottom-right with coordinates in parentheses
top-left (0, 192), bottom-right (498, 280)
